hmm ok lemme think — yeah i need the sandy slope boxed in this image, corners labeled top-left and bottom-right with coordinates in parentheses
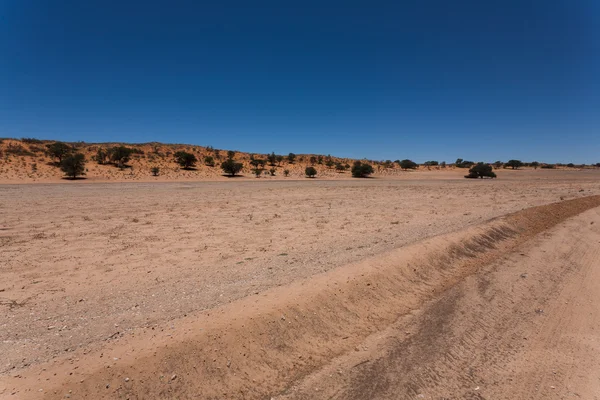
top-left (278, 205), bottom-right (600, 400)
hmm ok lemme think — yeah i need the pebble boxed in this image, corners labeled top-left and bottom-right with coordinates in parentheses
top-left (171, 374), bottom-right (177, 381)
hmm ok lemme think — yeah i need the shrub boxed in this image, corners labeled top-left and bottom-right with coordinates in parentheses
top-left (46, 142), bottom-right (72, 163)
top-left (325, 159), bottom-right (335, 168)
top-left (424, 160), bottom-right (439, 166)
top-left (541, 164), bottom-right (556, 169)
top-left (335, 162), bottom-right (346, 172)
top-left (109, 146), bottom-right (133, 167)
top-left (505, 159), bottom-right (523, 169)
top-left (455, 159), bottom-right (475, 168)
top-left (309, 156), bottom-right (317, 165)
top-left (276, 155), bottom-right (284, 165)
top-left (227, 150), bottom-right (236, 160)
top-left (221, 159), bottom-right (243, 176)
top-left (267, 152), bottom-right (277, 166)
top-left (253, 168), bottom-right (263, 177)
top-left (493, 161), bottom-right (503, 169)
top-left (60, 153), bottom-right (86, 179)
top-left (530, 161), bottom-right (540, 169)
top-left (269, 167), bottom-right (276, 176)
top-left (287, 153), bottom-right (296, 163)
top-left (21, 138), bottom-right (43, 144)
top-left (5, 144), bottom-right (34, 157)
top-left (249, 157), bottom-right (266, 168)
top-left (151, 166), bottom-right (160, 176)
top-left (399, 159), bottom-right (418, 170)
top-left (317, 155), bottom-right (323, 164)
top-left (283, 169), bottom-right (290, 177)
top-left (204, 155), bottom-right (215, 166)
top-left (566, 163), bottom-right (575, 168)
top-left (351, 161), bottom-right (374, 178)
top-left (464, 162), bottom-right (496, 179)
top-left (305, 166), bottom-right (317, 178)
top-left (95, 148), bottom-right (108, 164)
top-left (174, 151), bottom-right (198, 169)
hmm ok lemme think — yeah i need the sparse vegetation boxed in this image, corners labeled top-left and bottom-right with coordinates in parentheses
top-left (21, 138), bottom-right (43, 144)
top-left (95, 148), bottom-right (108, 164)
top-left (267, 152), bottom-right (277, 166)
top-left (151, 166), bottom-right (160, 176)
top-left (530, 161), bottom-right (539, 169)
top-left (351, 161), bottom-right (374, 178)
top-left (287, 153), bottom-right (296, 163)
top-left (174, 151), bottom-right (198, 169)
top-left (60, 153), bottom-right (86, 179)
top-left (283, 169), bottom-right (290, 176)
top-left (305, 166), bottom-right (317, 178)
top-left (309, 156), bottom-right (317, 165)
top-left (269, 167), bottom-right (276, 176)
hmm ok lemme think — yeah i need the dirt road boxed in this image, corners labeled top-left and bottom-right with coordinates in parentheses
top-left (278, 206), bottom-right (600, 400)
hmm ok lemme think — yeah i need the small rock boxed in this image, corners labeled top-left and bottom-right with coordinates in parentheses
top-left (170, 374), bottom-right (177, 381)
top-left (125, 378), bottom-right (130, 382)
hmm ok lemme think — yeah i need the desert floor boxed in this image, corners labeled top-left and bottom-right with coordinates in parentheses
top-left (1, 169), bottom-right (600, 399)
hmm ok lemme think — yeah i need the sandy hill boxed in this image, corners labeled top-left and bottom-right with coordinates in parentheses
top-left (0, 138), bottom-right (431, 183)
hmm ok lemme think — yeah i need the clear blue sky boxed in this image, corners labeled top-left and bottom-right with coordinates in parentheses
top-left (1, 1), bottom-right (599, 163)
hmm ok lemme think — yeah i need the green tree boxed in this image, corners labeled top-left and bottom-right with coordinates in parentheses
top-left (464, 162), bottom-right (497, 179)
top-left (46, 142), bottom-right (72, 164)
top-left (493, 161), bottom-right (503, 169)
top-left (305, 166), bottom-right (317, 178)
top-left (110, 146), bottom-right (133, 168)
top-left (530, 161), bottom-right (540, 169)
top-left (505, 159), bottom-right (523, 169)
top-left (335, 162), bottom-right (346, 172)
top-left (60, 153), bottom-right (86, 179)
top-left (227, 150), bottom-right (236, 160)
top-left (95, 148), bottom-right (108, 165)
top-left (276, 155), bottom-right (284, 165)
top-left (267, 152), bottom-right (277, 166)
top-left (399, 159), bottom-right (418, 170)
top-left (174, 151), bottom-right (198, 169)
top-left (287, 153), bottom-right (296, 163)
top-left (351, 161), bottom-right (374, 178)
top-left (221, 159), bottom-right (243, 177)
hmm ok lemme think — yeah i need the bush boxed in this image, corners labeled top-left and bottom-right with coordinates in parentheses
top-left (305, 166), bottom-right (317, 178)
top-left (21, 138), bottom-right (43, 144)
top-left (60, 153), bottom-right (86, 179)
top-left (530, 161), bottom-right (540, 169)
top-left (204, 155), bottom-right (215, 166)
top-left (399, 159), bottom-right (418, 170)
top-left (95, 148), bottom-right (108, 165)
top-left (174, 151), bottom-right (198, 169)
top-left (424, 160), bottom-right (439, 166)
top-left (351, 161), bottom-right (374, 178)
top-left (464, 162), bottom-right (496, 179)
top-left (276, 155), bottom-right (284, 165)
top-left (335, 162), bottom-right (346, 172)
top-left (283, 169), bottom-right (290, 177)
top-left (46, 142), bottom-right (72, 163)
top-left (325, 159), bottom-right (335, 168)
top-left (267, 152), bottom-right (277, 166)
top-left (151, 166), bottom-right (160, 176)
top-left (269, 167), bottom-right (276, 176)
top-left (253, 168), bottom-right (263, 177)
top-left (566, 163), bottom-right (575, 168)
top-left (5, 144), bottom-right (34, 157)
top-left (309, 156), bottom-right (317, 165)
top-left (221, 159), bottom-right (243, 176)
top-left (287, 153), bottom-right (296, 163)
top-left (227, 150), bottom-right (236, 160)
top-left (109, 146), bottom-right (133, 167)
top-left (541, 164), bottom-right (556, 169)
